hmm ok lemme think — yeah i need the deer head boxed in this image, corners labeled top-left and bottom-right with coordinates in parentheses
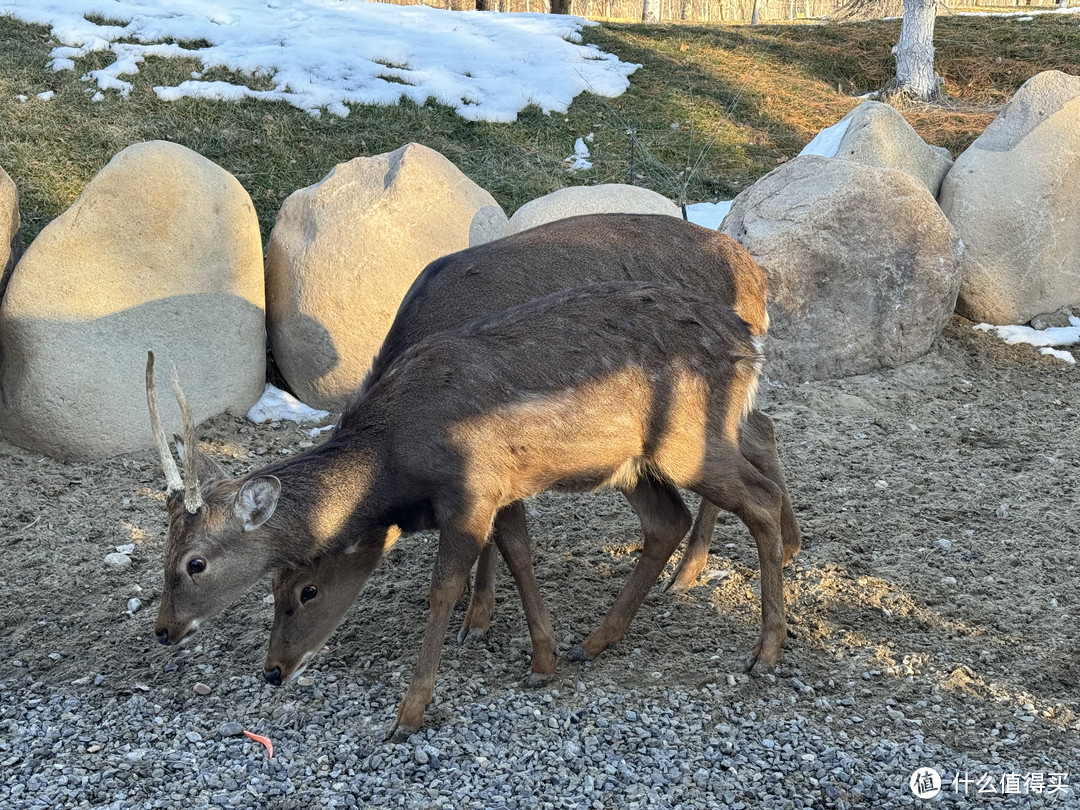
top-left (262, 542), bottom-right (388, 685)
top-left (146, 351), bottom-right (282, 644)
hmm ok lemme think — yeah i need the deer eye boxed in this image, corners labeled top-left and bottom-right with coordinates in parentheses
top-left (187, 558), bottom-right (207, 575)
top-left (301, 585), bottom-right (317, 603)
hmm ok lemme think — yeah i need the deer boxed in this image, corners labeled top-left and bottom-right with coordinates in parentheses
top-left (151, 215), bottom-right (799, 706)
top-left (151, 279), bottom-right (789, 742)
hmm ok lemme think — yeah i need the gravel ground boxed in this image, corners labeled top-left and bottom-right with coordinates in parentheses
top-left (1, 316), bottom-right (1079, 808)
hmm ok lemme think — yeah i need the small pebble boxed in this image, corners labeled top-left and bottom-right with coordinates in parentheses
top-left (104, 553), bottom-right (132, 571)
top-left (219, 722), bottom-right (244, 737)
top-left (127, 598), bottom-right (143, 614)
top-left (193, 683), bottom-right (212, 696)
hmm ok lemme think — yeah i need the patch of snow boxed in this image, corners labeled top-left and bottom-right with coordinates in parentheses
top-left (685, 201), bottom-right (732, 230)
top-left (973, 320), bottom-right (1080, 348)
top-left (2, 0), bottom-right (639, 122)
top-left (36, 90), bottom-right (55, 100)
top-left (1040, 347), bottom-right (1075, 364)
top-left (246, 384), bottom-right (331, 425)
top-left (799, 116), bottom-right (851, 159)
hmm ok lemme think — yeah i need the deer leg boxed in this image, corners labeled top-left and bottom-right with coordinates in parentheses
top-left (665, 409), bottom-right (800, 593)
top-left (489, 500), bottom-right (558, 687)
top-left (692, 454), bottom-right (786, 677)
top-left (742, 410), bottom-right (802, 566)
top-left (665, 499), bottom-right (720, 594)
top-left (458, 542), bottom-right (497, 644)
top-left (569, 478), bottom-right (691, 661)
top-left (389, 526), bottom-right (483, 744)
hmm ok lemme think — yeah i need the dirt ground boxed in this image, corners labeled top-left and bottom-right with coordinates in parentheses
top-left (1, 315), bottom-right (1078, 793)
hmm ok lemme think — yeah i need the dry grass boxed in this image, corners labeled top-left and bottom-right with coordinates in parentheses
top-left (0, 12), bottom-right (1078, 243)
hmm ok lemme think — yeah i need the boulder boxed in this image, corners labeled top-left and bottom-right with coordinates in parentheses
top-left (265, 143), bottom-right (507, 410)
top-left (721, 155), bottom-right (963, 382)
top-left (800, 101), bottom-right (953, 196)
top-left (0, 141), bottom-right (265, 460)
top-left (939, 70), bottom-right (1080, 325)
top-left (0, 164), bottom-right (23, 300)
top-left (506, 184), bottom-right (680, 235)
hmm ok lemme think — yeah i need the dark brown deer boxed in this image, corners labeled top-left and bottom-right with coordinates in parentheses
top-left (152, 215), bottom-right (799, 653)
top-left (153, 280), bottom-right (788, 741)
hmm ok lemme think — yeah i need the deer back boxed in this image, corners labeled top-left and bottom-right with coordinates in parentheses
top-left (361, 214), bottom-right (768, 397)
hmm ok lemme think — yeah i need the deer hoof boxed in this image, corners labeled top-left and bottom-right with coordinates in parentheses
top-left (386, 723), bottom-right (418, 745)
top-left (524, 672), bottom-right (552, 688)
top-left (744, 654), bottom-right (775, 678)
top-left (457, 626), bottom-right (488, 645)
top-left (566, 644), bottom-right (593, 662)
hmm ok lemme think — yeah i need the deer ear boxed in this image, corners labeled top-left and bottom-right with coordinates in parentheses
top-left (236, 476), bottom-right (281, 531)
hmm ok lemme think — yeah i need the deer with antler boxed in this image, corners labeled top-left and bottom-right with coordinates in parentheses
top-left (150, 278), bottom-right (789, 741)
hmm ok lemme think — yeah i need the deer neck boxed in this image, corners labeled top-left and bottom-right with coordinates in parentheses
top-left (257, 433), bottom-right (395, 560)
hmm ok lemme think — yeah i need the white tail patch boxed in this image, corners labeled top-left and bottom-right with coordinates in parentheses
top-left (738, 336), bottom-right (766, 418)
top-left (603, 456), bottom-right (647, 492)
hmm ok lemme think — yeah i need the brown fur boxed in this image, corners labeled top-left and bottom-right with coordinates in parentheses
top-left (205, 281), bottom-right (785, 738)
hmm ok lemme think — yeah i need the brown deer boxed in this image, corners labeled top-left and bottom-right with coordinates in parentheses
top-left (265, 409), bottom-right (790, 690)
top-left (152, 215), bottom-right (799, 653)
top-left (152, 280), bottom-right (788, 741)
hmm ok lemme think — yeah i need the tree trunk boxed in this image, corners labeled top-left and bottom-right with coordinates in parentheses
top-left (642, 0), bottom-right (662, 21)
top-left (889, 0), bottom-right (941, 101)
top-left (550, 0), bottom-right (573, 11)
top-left (476, 0), bottom-right (491, 8)
top-left (750, 0), bottom-right (762, 23)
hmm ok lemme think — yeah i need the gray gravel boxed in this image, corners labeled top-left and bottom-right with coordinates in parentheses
top-left (2, 663), bottom-right (1076, 809)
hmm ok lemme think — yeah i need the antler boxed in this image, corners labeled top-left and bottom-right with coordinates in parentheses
top-left (171, 364), bottom-right (204, 514)
top-left (145, 351), bottom-right (183, 497)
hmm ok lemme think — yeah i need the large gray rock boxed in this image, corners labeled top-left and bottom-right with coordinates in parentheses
top-left (939, 70), bottom-right (1080, 325)
top-left (506, 184), bottom-right (680, 235)
top-left (266, 143), bottom-right (507, 411)
top-left (800, 101), bottom-right (953, 196)
top-left (0, 164), bottom-right (23, 301)
top-left (721, 155), bottom-right (963, 383)
top-left (0, 141), bottom-right (265, 460)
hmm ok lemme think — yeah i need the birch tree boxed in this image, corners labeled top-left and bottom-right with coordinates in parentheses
top-left (888, 0), bottom-right (942, 101)
top-left (642, 0), bottom-right (662, 22)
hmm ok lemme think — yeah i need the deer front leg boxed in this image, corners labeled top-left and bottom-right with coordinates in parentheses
top-left (570, 479), bottom-right (690, 661)
top-left (458, 542), bottom-right (497, 644)
top-left (489, 500), bottom-right (557, 687)
top-left (388, 526), bottom-right (483, 744)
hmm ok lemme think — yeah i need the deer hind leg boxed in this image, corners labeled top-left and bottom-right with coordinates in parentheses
top-left (691, 451), bottom-right (786, 676)
top-left (488, 500), bottom-right (558, 687)
top-left (665, 498), bottom-right (720, 594)
top-left (569, 478), bottom-right (691, 662)
top-left (389, 526), bottom-right (484, 743)
top-left (666, 409), bottom-right (800, 592)
top-left (741, 410), bottom-right (801, 566)
top-left (458, 542), bottom-right (498, 644)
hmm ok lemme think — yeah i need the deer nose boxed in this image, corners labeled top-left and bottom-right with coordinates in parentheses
top-left (156, 629), bottom-right (171, 645)
top-left (263, 666), bottom-right (282, 686)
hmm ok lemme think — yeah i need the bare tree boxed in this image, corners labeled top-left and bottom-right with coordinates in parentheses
top-left (750, 0), bottom-right (763, 24)
top-left (887, 0), bottom-right (943, 101)
top-left (550, 0), bottom-right (573, 10)
top-left (642, 0), bottom-right (662, 21)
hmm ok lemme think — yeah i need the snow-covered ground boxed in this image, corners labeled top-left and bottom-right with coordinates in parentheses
top-left (974, 317), bottom-right (1080, 365)
top-left (2, 0), bottom-right (639, 121)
